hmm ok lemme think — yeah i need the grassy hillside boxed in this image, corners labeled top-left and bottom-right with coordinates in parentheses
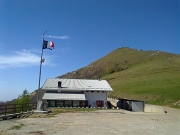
top-left (58, 47), bottom-right (180, 108)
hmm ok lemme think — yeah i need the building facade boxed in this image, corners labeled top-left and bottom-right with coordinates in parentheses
top-left (42, 78), bottom-right (113, 108)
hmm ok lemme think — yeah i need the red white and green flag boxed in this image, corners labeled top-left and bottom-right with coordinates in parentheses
top-left (43, 40), bottom-right (54, 50)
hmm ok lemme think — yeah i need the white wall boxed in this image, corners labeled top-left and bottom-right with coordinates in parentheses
top-left (85, 91), bottom-right (107, 107)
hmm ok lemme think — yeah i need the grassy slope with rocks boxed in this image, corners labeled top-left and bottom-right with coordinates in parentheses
top-left (58, 47), bottom-right (180, 108)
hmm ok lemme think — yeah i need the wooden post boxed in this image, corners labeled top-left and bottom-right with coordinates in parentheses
top-left (4, 105), bottom-right (7, 116)
top-left (27, 103), bottom-right (29, 111)
top-left (14, 104), bottom-right (16, 114)
top-left (21, 104), bottom-right (23, 114)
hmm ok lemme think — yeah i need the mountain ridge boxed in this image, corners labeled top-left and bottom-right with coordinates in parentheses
top-left (57, 47), bottom-right (178, 79)
top-left (57, 47), bottom-right (180, 108)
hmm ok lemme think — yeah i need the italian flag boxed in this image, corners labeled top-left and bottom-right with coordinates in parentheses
top-left (43, 40), bottom-right (54, 50)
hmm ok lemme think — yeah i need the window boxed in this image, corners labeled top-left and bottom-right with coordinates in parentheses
top-left (48, 100), bottom-right (55, 107)
top-left (80, 101), bottom-right (88, 107)
top-left (96, 100), bottom-right (104, 107)
top-left (65, 101), bottom-right (72, 107)
top-left (57, 100), bottom-right (64, 107)
top-left (73, 101), bottom-right (79, 107)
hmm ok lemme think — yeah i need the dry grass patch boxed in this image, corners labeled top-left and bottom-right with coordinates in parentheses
top-left (9, 123), bottom-right (24, 130)
top-left (47, 108), bottom-right (98, 117)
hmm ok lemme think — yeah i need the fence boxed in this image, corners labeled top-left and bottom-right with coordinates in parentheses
top-left (0, 103), bottom-right (37, 119)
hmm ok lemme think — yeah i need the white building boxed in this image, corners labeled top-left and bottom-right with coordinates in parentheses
top-left (42, 78), bottom-right (113, 108)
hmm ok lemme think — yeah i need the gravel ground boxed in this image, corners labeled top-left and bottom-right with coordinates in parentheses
top-left (0, 106), bottom-right (180, 135)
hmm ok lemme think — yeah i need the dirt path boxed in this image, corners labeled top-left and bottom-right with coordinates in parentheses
top-left (0, 106), bottom-right (180, 135)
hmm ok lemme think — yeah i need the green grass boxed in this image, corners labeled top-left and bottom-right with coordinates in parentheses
top-left (58, 47), bottom-right (180, 108)
top-left (168, 105), bottom-right (180, 109)
top-left (0, 132), bottom-right (3, 135)
top-left (101, 48), bottom-right (180, 108)
top-left (106, 66), bottom-right (180, 106)
top-left (46, 108), bottom-right (99, 117)
top-left (9, 123), bottom-right (24, 130)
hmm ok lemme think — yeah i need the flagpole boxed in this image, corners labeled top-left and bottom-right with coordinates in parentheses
top-left (37, 31), bottom-right (46, 107)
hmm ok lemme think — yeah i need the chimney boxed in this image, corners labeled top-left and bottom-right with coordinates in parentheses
top-left (58, 81), bottom-right (62, 88)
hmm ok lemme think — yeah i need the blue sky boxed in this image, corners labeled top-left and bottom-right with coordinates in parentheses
top-left (0, 0), bottom-right (179, 101)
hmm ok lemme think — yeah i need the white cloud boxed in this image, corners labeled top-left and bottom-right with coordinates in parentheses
top-left (60, 47), bottom-right (70, 53)
top-left (0, 50), bottom-right (54, 69)
top-left (44, 35), bottom-right (70, 39)
top-left (49, 63), bottom-right (60, 67)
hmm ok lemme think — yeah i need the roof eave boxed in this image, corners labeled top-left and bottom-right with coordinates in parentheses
top-left (42, 88), bottom-right (113, 92)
